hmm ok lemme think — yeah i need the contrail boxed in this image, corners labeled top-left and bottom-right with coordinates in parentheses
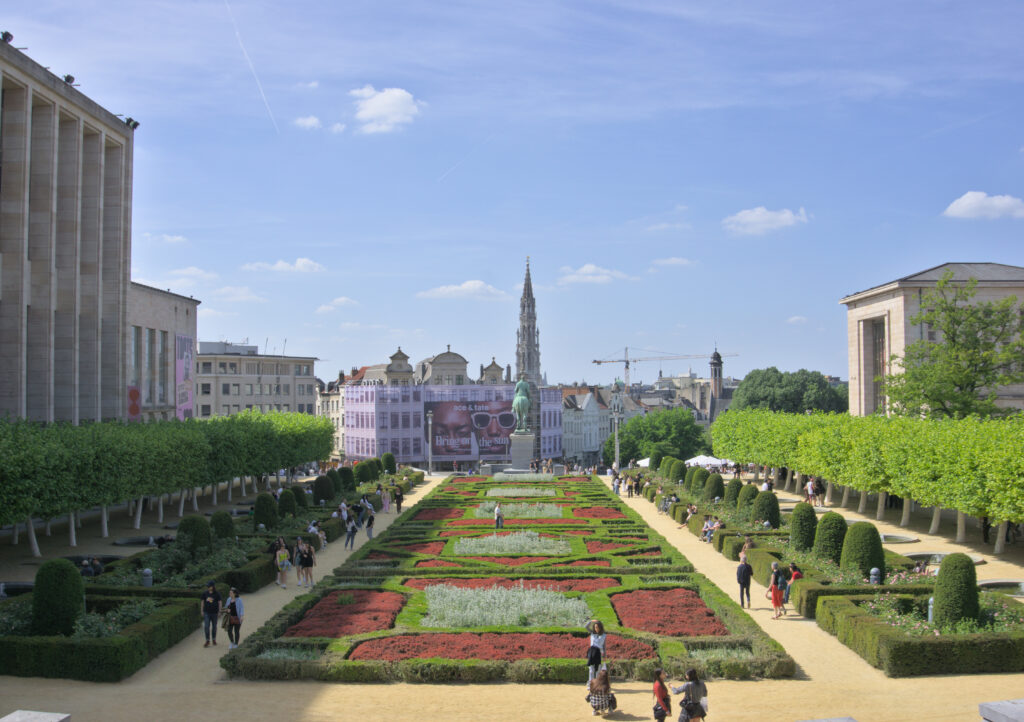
top-left (224, 0), bottom-right (279, 134)
top-left (436, 133), bottom-right (496, 182)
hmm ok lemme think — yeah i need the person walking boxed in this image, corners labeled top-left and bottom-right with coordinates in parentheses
top-left (272, 537), bottom-right (291, 589)
top-left (652, 668), bottom-right (671, 722)
top-left (494, 502), bottom-right (504, 529)
top-left (671, 668), bottom-right (708, 720)
top-left (382, 487), bottom-right (391, 513)
top-left (394, 487), bottom-right (404, 514)
top-left (769, 561), bottom-right (786, 619)
top-left (297, 539), bottom-right (316, 587)
top-left (225, 587), bottom-right (244, 649)
top-left (200, 580), bottom-right (222, 647)
top-left (785, 562), bottom-right (803, 607)
top-left (365, 509), bottom-right (376, 539)
top-left (344, 514), bottom-right (358, 550)
top-left (736, 554), bottom-right (753, 608)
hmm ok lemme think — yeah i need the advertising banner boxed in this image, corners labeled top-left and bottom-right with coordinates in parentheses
top-left (175, 334), bottom-right (194, 420)
top-left (425, 398), bottom-right (515, 461)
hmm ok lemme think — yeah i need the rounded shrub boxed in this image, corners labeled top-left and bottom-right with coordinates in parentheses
top-left (354, 461), bottom-right (372, 485)
top-left (789, 502), bottom-right (817, 551)
top-left (839, 521), bottom-right (885, 579)
top-left (177, 515), bottom-right (212, 557)
top-left (278, 488), bottom-right (297, 518)
top-left (253, 492), bottom-right (279, 529)
top-left (659, 456), bottom-right (676, 478)
top-left (933, 552), bottom-right (979, 628)
top-left (292, 486), bottom-right (309, 508)
top-left (691, 467), bottom-right (710, 495)
top-left (813, 512), bottom-right (848, 565)
top-left (210, 510), bottom-right (235, 540)
top-left (338, 466), bottom-right (356, 493)
top-left (669, 460), bottom-right (686, 484)
top-left (752, 490), bottom-right (781, 529)
top-left (313, 475), bottom-right (335, 506)
top-left (648, 450), bottom-right (664, 475)
top-left (683, 465), bottom-right (697, 487)
top-left (370, 458), bottom-right (383, 478)
top-left (737, 484), bottom-right (759, 513)
top-left (703, 473), bottom-right (725, 502)
top-left (724, 478), bottom-right (743, 507)
top-left (326, 468), bottom-right (342, 495)
top-left (31, 559), bottom-right (84, 636)
top-left (381, 452), bottom-right (397, 475)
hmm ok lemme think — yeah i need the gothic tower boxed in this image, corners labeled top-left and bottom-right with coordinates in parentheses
top-left (515, 258), bottom-right (542, 457)
top-left (709, 349), bottom-right (723, 399)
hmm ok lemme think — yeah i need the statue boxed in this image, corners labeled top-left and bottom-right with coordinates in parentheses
top-left (512, 376), bottom-right (532, 432)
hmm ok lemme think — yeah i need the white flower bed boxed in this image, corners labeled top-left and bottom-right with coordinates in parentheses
top-left (453, 530), bottom-right (571, 555)
top-left (421, 582), bottom-right (590, 628)
top-left (493, 472), bottom-right (555, 482)
top-left (485, 487), bottom-right (556, 497)
top-left (474, 502), bottom-right (562, 519)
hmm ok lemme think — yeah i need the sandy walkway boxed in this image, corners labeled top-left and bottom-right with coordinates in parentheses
top-left (1, 476), bottom-right (1021, 721)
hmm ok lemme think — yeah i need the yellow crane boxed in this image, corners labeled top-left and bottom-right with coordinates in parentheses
top-left (592, 348), bottom-right (738, 390)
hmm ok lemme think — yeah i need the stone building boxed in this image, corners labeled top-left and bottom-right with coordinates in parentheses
top-left (194, 342), bottom-right (317, 418)
top-left (839, 262), bottom-right (1024, 416)
top-left (416, 346), bottom-right (470, 385)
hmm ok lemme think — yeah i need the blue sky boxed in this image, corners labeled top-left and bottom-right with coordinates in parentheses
top-left (11, 2), bottom-right (1024, 384)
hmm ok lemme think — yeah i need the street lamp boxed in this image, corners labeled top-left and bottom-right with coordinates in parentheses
top-left (426, 410), bottom-right (434, 475)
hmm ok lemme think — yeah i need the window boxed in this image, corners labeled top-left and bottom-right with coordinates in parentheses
top-left (218, 361), bottom-right (227, 373)
top-left (201, 361), bottom-right (212, 373)
top-left (401, 413), bottom-right (410, 429)
top-left (231, 384), bottom-right (240, 396)
top-left (245, 384), bottom-right (253, 395)
top-left (283, 384), bottom-right (290, 395)
top-left (401, 438), bottom-right (411, 456)
top-left (391, 412), bottom-right (399, 428)
top-left (413, 437), bottom-right (422, 455)
top-left (245, 362), bottom-right (258, 374)
top-left (246, 404), bottom-right (253, 411)
top-left (283, 404), bottom-right (290, 412)
top-left (456, 375), bottom-right (463, 385)
top-left (221, 405), bottom-right (230, 415)
top-left (380, 414), bottom-right (389, 428)
top-left (232, 404), bottom-right (240, 413)
top-left (413, 412), bottom-right (421, 428)
top-left (201, 405), bottom-right (211, 417)
top-left (413, 389), bottom-right (421, 402)
top-left (157, 331), bottom-right (168, 404)
top-left (274, 384), bottom-right (281, 395)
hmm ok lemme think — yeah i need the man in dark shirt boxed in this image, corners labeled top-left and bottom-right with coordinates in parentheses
top-left (200, 580), bottom-right (222, 647)
top-left (736, 555), bottom-right (753, 608)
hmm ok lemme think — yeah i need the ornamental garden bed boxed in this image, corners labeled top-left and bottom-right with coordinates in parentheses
top-left (284, 590), bottom-right (405, 637)
top-left (223, 474), bottom-right (795, 682)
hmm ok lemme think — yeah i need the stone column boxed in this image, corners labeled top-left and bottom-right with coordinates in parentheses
top-left (100, 140), bottom-right (126, 420)
top-left (78, 129), bottom-right (104, 421)
top-left (54, 112), bottom-right (82, 422)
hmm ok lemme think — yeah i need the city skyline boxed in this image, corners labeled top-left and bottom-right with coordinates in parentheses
top-left (7, 2), bottom-right (1023, 384)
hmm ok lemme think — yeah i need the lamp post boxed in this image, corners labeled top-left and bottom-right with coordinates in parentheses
top-left (612, 411), bottom-right (622, 472)
top-left (426, 410), bottom-right (434, 475)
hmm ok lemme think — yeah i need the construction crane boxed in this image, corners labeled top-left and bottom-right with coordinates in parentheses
top-left (592, 348), bottom-right (738, 390)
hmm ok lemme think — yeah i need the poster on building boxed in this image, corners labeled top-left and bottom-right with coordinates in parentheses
top-left (424, 398), bottom-right (515, 461)
top-left (175, 335), bottom-right (194, 420)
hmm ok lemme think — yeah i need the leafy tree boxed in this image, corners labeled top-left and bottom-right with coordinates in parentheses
top-left (883, 271), bottom-right (1024, 419)
top-left (602, 408), bottom-right (708, 466)
top-left (731, 367), bottom-right (847, 414)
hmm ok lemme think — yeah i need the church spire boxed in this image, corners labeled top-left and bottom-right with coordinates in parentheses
top-left (515, 257), bottom-right (541, 388)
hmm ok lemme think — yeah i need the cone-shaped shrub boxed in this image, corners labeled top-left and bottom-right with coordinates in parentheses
top-left (691, 467), bottom-right (710, 495)
top-left (789, 502), bottom-right (817, 551)
top-left (381, 452), bottom-right (397, 475)
top-left (31, 559), bottom-right (84, 636)
top-left (752, 490), bottom-right (781, 529)
top-left (210, 510), bottom-right (235, 539)
top-left (684, 465), bottom-right (697, 487)
top-left (813, 512), bottom-right (848, 565)
top-left (659, 456), bottom-right (676, 478)
top-left (278, 488), bottom-right (297, 518)
top-left (840, 521), bottom-right (885, 579)
top-left (313, 475), bottom-right (334, 505)
top-left (293, 486), bottom-right (309, 508)
top-left (338, 466), bottom-right (356, 493)
top-left (178, 515), bottom-right (212, 557)
top-left (326, 468), bottom-right (342, 495)
top-left (724, 478), bottom-right (743, 507)
top-left (354, 461), bottom-right (372, 484)
top-left (669, 460), bottom-right (686, 484)
top-left (649, 450), bottom-right (664, 475)
top-left (370, 458), bottom-right (383, 478)
top-left (737, 484), bottom-right (759, 513)
top-left (703, 473), bottom-right (725, 502)
top-left (253, 492), bottom-right (279, 529)
top-left (933, 552), bottom-right (979, 628)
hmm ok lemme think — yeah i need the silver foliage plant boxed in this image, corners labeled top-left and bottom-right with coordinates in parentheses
top-left (421, 582), bottom-right (590, 628)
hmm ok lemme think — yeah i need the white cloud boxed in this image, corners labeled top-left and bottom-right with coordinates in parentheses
top-left (141, 232), bottom-right (187, 244)
top-left (293, 115), bottom-right (322, 130)
top-left (645, 222), bottom-right (689, 231)
top-left (316, 296), bottom-right (359, 313)
top-left (198, 308), bottom-right (237, 319)
top-left (295, 80), bottom-right (319, 90)
top-left (787, 315), bottom-right (808, 325)
top-left (722, 206), bottom-right (808, 235)
top-left (416, 280), bottom-right (509, 300)
top-left (170, 266), bottom-right (218, 281)
top-left (942, 191), bottom-right (1024, 220)
top-left (211, 286), bottom-right (267, 303)
top-left (339, 321), bottom-right (385, 331)
top-left (329, 122), bottom-right (347, 134)
top-left (558, 264), bottom-right (638, 284)
top-left (349, 84), bottom-right (422, 133)
top-left (241, 257), bottom-right (326, 272)
top-left (651, 257), bottom-right (695, 268)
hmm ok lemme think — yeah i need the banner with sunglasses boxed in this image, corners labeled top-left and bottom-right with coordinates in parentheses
top-left (425, 399), bottom-right (515, 461)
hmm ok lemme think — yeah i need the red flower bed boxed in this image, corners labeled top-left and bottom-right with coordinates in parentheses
top-left (551, 559), bottom-right (611, 567)
top-left (366, 552), bottom-right (395, 560)
top-left (284, 590), bottom-right (405, 638)
top-left (402, 577), bottom-right (619, 592)
top-left (446, 518), bottom-right (587, 526)
top-left (450, 476), bottom-right (488, 483)
top-left (415, 508), bottom-right (465, 521)
top-left (461, 556), bottom-right (550, 566)
top-left (560, 476), bottom-right (592, 481)
top-left (395, 541), bottom-right (446, 555)
top-left (585, 540), bottom-right (630, 553)
top-left (439, 530), bottom-right (565, 538)
top-left (573, 507), bottom-right (626, 519)
top-left (442, 487), bottom-right (478, 496)
top-left (631, 551), bottom-right (662, 557)
top-left (415, 560), bottom-right (462, 568)
top-left (349, 632), bottom-right (655, 661)
top-left (611, 589), bottom-right (728, 636)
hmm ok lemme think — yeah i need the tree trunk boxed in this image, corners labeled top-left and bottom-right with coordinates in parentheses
top-left (929, 506), bottom-right (942, 534)
top-left (840, 485), bottom-right (850, 508)
top-left (133, 496), bottom-right (145, 530)
top-left (157, 496), bottom-right (164, 524)
top-left (876, 491), bottom-right (887, 520)
top-left (68, 511), bottom-right (78, 547)
top-left (752, 466), bottom-right (759, 483)
top-left (100, 505), bottom-right (109, 538)
top-left (227, 478), bottom-right (233, 503)
top-left (45, 519), bottom-right (52, 536)
top-left (994, 521), bottom-right (1009, 555)
top-left (191, 488), bottom-right (199, 512)
top-left (178, 489), bottom-right (187, 517)
top-left (955, 511), bottom-right (967, 543)
top-left (212, 482), bottom-right (218, 507)
top-left (857, 490), bottom-right (868, 514)
top-left (26, 517), bottom-right (41, 558)
top-left (76, 511), bottom-right (83, 529)
top-left (786, 469), bottom-right (796, 492)
top-left (900, 498), bottom-right (913, 527)
top-left (11, 521), bottom-right (19, 545)
top-left (128, 499), bottom-right (134, 518)
top-left (825, 481), bottom-right (835, 505)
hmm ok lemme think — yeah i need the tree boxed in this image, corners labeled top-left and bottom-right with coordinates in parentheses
top-left (602, 408), bottom-right (708, 466)
top-left (883, 271), bottom-right (1024, 419)
top-left (731, 367), bottom-right (847, 414)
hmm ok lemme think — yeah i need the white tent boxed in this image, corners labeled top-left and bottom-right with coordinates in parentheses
top-left (686, 454), bottom-right (724, 466)
top-left (637, 458), bottom-right (650, 468)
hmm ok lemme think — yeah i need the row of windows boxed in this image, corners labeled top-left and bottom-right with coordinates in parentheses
top-left (198, 383), bottom-right (315, 397)
top-left (129, 326), bottom-right (169, 407)
top-left (198, 361), bottom-right (313, 376)
top-left (198, 403), bottom-right (316, 417)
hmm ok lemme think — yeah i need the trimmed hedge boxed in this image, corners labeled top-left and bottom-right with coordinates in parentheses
top-left (339, 467), bottom-right (356, 493)
top-left (703, 473), bottom-right (725, 502)
top-left (736, 484), bottom-right (758, 512)
top-left (789, 502), bottom-right (816, 551)
top-left (278, 488), bottom-right (297, 518)
top-left (31, 559), bottom-right (84, 636)
top-left (840, 522), bottom-right (885, 579)
top-left (382, 452), bottom-right (398, 475)
top-left (751, 491), bottom-right (781, 529)
top-left (326, 468), bottom-right (342, 495)
top-left (691, 467), bottom-right (710, 494)
top-left (177, 515), bottom-right (212, 557)
top-left (813, 512), bottom-right (847, 566)
top-left (683, 465), bottom-right (696, 487)
top-left (293, 485), bottom-right (309, 509)
top-left (648, 450), bottom-right (664, 474)
top-left (724, 478), bottom-right (742, 507)
top-left (670, 460), bottom-right (686, 484)
top-left (313, 476), bottom-right (334, 506)
top-left (210, 510), bottom-right (235, 539)
top-left (253, 493), bottom-right (279, 529)
top-left (933, 553), bottom-right (979, 627)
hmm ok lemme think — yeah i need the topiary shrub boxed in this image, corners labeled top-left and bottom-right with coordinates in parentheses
top-left (354, 461), bottom-right (372, 485)
top-left (751, 490), bottom-right (781, 529)
top-left (370, 458), bottom-right (383, 479)
top-left (813, 511), bottom-right (848, 565)
top-left (210, 510), bottom-right (235, 539)
top-left (253, 492), bottom-right (279, 529)
top-left (737, 484), bottom-right (759, 513)
top-left (684, 465), bottom-right (697, 487)
top-left (31, 558), bottom-right (85, 636)
top-left (338, 466), bottom-right (356, 493)
top-left (648, 450), bottom-right (664, 475)
top-left (177, 515), bottom-right (212, 557)
top-left (293, 486), bottom-right (309, 508)
top-left (789, 502), bottom-right (817, 551)
top-left (702, 473), bottom-right (725, 502)
top-left (691, 467), bottom-right (710, 495)
top-left (724, 478), bottom-right (743, 507)
top-left (278, 488), bottom-right (297, 518)
top-left (669, 460), bottom-right (686, 484)
top-left (932, 552), bottom-right (979, 628)
top-left (326, 468), bottom-right (342, 495)
top-left (659, 456), bottom-right (676, 478)
top-left (381, 452), bottom-right (397, 475)
top-left (313, 475), bottom-right (335, 506)
top-left (839, 521), bottom-right (885, 579)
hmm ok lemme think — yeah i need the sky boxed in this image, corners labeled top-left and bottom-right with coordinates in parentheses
top-left (9, 1), bottom-right (1024, 385)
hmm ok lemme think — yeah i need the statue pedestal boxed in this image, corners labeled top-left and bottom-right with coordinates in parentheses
top-left (508, 431), bottom-right (535, 471)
